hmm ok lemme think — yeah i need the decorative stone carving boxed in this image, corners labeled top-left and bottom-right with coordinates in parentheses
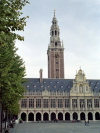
top-left (70, 69), bottom-right (93, 96)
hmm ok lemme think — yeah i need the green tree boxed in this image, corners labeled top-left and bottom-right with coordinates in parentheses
top-left (0, 42), bottom-right (26, 114)
top-left (0, 0), bottom-right (29, 46)
top-left (0, 0), bottom-right (29, 120)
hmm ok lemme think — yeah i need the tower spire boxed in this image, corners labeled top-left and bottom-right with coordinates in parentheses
top-left (54, 9), bottom-right (56, 17)
top-left (47, 12), bottom-right (64, 79)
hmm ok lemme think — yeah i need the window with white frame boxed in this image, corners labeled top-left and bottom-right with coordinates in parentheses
top-left (21, 99), bottom-right (27, 108)
top-left (29, 99), bottom-right (34, 108)
top-left (87, 99), bottom-right (92, 108)
top-left (43, 99), bottom-right (48, 108)
top-left (50, 99), bottom-right (56, 108)
top-left (80, 99), bottom-right (85, 108)
top-left (65, 99), bottom-right (70, 108)
top-left (58, 99), bottom-right (63, 108)
top-left (72, 99), bottom-right (77, 108)
top-left (36, 99), bottom-right (41, 108)
top-left (94, 99), bottom-right (99, 108)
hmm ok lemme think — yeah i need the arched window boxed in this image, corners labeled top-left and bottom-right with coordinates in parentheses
top-left (55, 42), bottom-right (57, 46)
top-left (52, 31), bottom-right (54, 36)
top-left (55, 30), bottom-right (57, 35)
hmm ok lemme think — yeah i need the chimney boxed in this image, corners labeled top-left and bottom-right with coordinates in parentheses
top-left (39, 69), bottom-right (43, 82)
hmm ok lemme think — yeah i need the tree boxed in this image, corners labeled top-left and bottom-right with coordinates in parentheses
top-left (0, 0), bottom-right (29, 46)
top-left (0, 42), bottom-right (26, 113)
top-left (0, 0), bottom-right (29, 132)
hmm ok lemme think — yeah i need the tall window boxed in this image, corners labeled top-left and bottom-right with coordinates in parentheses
top-left (36, 99), bottom-right (41, 108)
top-left (58, 99), bottom-right (63, 108)
top-left (72, 99), bottom-right (77, 108)
top-left (21, 99), bottom-right (27, 108)
top-left (55, 30), bottom-right (57, 35)
top-left (94, 99), bottom-right (99, 108)
top-left (55, 42), bottom-right (57, 46)
top-left (43, 99), bottom-right (48, 108)
top-left (29, 99), bottom-right (34, 108)
top-left (80, 99), bottom-right (85, 108)
top-left (87, 99), bottom-right (92, 108)
top-left (52, 31), bottom-right (54, 36)
top-left (51, 99), bottom-right (56, 108)
top-left (65, 99), bottom-right (70, 108)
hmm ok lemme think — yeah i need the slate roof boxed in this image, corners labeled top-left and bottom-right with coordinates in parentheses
top-left (23, 78), bottom-right (100, 93)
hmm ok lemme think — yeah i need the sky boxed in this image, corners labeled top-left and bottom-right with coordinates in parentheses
top-left (16, 0), bottom-right (100, 79)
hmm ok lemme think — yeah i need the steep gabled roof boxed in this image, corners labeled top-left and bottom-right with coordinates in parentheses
top-left (23, 78), bottom-right (100, 93)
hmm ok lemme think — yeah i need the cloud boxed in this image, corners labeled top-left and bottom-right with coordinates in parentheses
top-left (16, 0), bottom-right (100, 79)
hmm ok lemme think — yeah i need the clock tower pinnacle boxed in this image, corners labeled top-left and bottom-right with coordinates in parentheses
top-left (47, 12), bottom-right (64, 78)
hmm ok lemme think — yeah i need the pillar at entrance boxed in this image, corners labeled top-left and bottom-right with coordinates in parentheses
top-left (41, 114), bottom-right (43, 121)
top-left (26, 114), bottom-right (28, 122)
top-left (70, 113), bottom-right (73, 120)
top-left (49, 114), bottom-right (51, 121)
top-left (34, 114), bottom-right (36, 121)
top-left (93, 113), bottom-right (95, 121)
top-left (78, 113), bottom-right (80, 120)
top-left (85, 113), bottom-right (88, 121)
top-left (63, 114), bottom-right (65, 120)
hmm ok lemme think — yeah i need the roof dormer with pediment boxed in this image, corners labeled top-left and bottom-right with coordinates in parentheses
top-left (70, 69), bottom-right (93, 96)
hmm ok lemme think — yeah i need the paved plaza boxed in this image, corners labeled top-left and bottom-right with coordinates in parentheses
top-left (10, 121), bottom-right (100, 133)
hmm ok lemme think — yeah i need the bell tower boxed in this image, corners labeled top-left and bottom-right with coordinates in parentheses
top-left (47, 11), bottom-right (64, 78)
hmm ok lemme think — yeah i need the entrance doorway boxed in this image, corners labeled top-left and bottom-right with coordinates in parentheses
top-left (65, 112), bottom-right (70, 120)
top-left (51, 112), bottom-right (56, 121)
top-left (21, 112), bottom-right (26, 121)
top-left (36, 113), bottom-right (41, 121)
top-left (95, 112), bottom-right (100, 120)
top-left (28, 113), bottom-right (34, 121)
top-left (88, 112), bottom-right (93, 120)
top-left (73, 112), bottom-right (78, 120)
top-left (58, 113), bottom-right (63, 120)
top-left (43, 113), bottom-right (49, 121)
top-left (80, 112), bottom-right (85, 120)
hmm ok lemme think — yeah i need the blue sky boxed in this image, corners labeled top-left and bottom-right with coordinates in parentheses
top-left (16, 0), bottom-right (100, 79)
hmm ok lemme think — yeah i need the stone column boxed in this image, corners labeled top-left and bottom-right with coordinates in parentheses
top-left (41, 113), bottom-right (43, 121)
top-left (34, 98), bottom-right (36, 109)
top-left (26, 113), bottom-right (28, 122)
top-left (78, 112), bottom-right (80, 120)
top-left (93, 112), bottom-right (95, 121)
top-left (63, 113), bottom-right (65, 121)
top-left (77, 98), bottom-right (80, 111)
top-left (56, 112), bottom-right (58, 120)
top-left (49, 113), bottom-right (51, 121)
top-left (70, 98), bottom-right (72, 111)
top-left (34, 113), bottom-right (36, 121)
top-left (92, 97), bottom-right (94, 109)
top-left (70, 113), bottom-right (73, 121)
top-left (85, 112), bottom-right (88, 121)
